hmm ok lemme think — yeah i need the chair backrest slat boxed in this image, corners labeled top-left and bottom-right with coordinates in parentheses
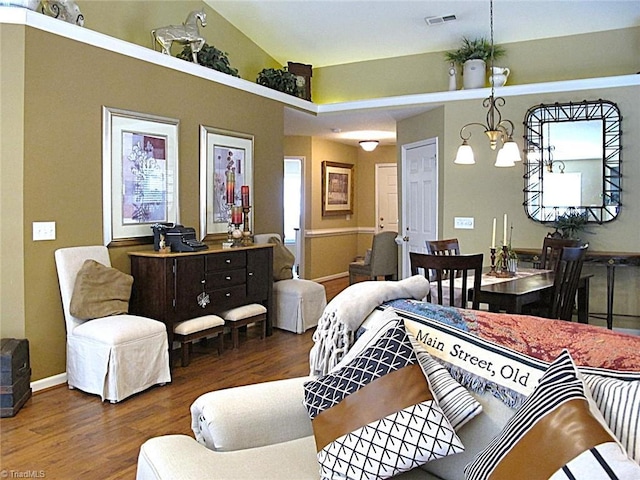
top-left (410, 252), bottom-right (483, 310)
top-left (539, 237), bottom-right (580, 270)
top-left (548, 245), bottom-right (588, 320)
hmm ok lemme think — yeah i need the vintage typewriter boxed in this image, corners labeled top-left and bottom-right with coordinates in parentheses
top-left (152, 223), bottom-right (208, 252)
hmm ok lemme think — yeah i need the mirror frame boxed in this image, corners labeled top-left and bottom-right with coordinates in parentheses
top-left (523, 99), bottom-right (621, 224)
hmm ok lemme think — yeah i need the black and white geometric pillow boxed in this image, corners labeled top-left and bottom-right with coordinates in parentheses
top-left (465, 349), bottom-right (640, 479)
top-left (303, 321), bottom-right (464, 480)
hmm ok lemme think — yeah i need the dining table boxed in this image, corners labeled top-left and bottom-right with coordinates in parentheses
top-left (472, 267), bottom-right (591, 323)
top-left (428, 267), bottom-right (591, 323)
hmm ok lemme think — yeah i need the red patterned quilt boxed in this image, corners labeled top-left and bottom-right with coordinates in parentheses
top-left (386, 299), bottom-right (640, 372)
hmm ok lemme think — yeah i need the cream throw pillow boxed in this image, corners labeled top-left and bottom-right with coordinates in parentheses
top-left (69, 259), bottom-right (133, 320)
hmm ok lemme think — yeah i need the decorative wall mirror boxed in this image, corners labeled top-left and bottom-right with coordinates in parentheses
top-left (523, 99), bottom-right (621, 224)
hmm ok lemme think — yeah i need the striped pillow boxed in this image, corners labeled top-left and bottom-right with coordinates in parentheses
top-left (582, 369), bottom-right (640, 464)
top-left (304, 321), bottom-right (464, 480)
top-left (465, 350), bottom-right (640, 479)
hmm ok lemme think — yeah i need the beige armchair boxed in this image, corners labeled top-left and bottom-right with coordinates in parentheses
top-left (253, 234), bottom-right (327, 334)
top-left (348, 231), bottom-right (399, 284)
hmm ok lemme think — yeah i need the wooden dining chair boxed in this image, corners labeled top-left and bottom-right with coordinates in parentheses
top-left (410, 252), bottom-right (483, 310)
top-left (538, 237), bottom-right (580, 270)
top-left (547, 245), bottom-right (589, 321)
top-left (426, 238), bottom-right (460, 256)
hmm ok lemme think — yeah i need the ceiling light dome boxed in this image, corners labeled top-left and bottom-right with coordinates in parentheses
top-left (359, 140), bottom-right (379, 152)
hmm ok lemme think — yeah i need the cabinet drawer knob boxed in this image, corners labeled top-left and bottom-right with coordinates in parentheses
top-left (201, 280), bottom-right (205, 284)
top-left (225, 292), bottom-right (231, 297)
top-left (225, 259), bottom-right (231, 264)
top-left (225, 276), bottom-right (231, 281)
top-left (248, 272), bottom-right (254, 276)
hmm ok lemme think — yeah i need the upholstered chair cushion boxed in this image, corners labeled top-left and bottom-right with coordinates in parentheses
top-left (70, 259), bottom-right (133, 320)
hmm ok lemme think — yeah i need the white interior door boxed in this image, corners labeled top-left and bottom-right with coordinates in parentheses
top-left (400, 138), bottom-right (438, 278)
top-left (375, 163), bottom-right (398, 233)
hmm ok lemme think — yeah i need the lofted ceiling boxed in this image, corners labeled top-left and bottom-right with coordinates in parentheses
top-left (205, 1), bottom-right (640, 146)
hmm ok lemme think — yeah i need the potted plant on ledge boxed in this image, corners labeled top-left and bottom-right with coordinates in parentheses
top-left (445, 37), bottom-right (505, 89)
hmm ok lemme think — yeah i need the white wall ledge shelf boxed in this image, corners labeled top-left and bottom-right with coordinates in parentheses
top-left (3, 5), bottom-right (639, 119)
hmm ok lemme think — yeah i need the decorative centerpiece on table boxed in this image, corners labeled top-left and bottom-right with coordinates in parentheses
top-left (490, 214), bottom-right (517, 277)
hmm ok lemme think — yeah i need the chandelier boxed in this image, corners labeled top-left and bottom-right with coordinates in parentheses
top-left (453, 0), bottom-right (522, 167)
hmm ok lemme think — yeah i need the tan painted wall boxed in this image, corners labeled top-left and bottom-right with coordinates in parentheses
top-left (313, 27), bottom-right (640, 103)
top-left (398, 85), bottom-right (640, 315)
top-left (8, 26), bottom-right (284, 381)
top-left (0, 24), bottom-right (27, 340)
top-left (80, 0), bottom-right (281, 82)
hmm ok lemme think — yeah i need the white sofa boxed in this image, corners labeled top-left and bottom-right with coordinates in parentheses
top-left (137, 282), bottom-right (640, 480)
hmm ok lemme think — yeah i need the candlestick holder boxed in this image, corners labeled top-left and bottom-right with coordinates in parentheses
top-left (487, 247), bottom-right (498, 276)
top-left (222, 203), bottom-right (235, 249)
top-left (495, 245), bottom-right (512, 277)
top-left (241, 205), bottom-right (253, 246)
top-left (231, 223), bottom-right (243, 247)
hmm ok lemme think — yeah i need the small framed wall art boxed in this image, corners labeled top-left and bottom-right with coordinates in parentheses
top-left (322, 161), bottom-right (354, 216)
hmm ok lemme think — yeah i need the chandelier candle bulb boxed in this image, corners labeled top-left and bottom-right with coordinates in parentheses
top-left (241, 185), bottom-right (250, 208)
top-left (491, 217), bottom-right (496, 249)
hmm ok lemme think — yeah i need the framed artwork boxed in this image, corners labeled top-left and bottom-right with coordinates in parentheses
top-left (287, 61), bottom-right (312, 101)
top-left (102, 107), bottom-right (179, 246)
top-left (200, 126), bottom-right (254, 241)
top-left (322, 161), bottom-right (354, 216)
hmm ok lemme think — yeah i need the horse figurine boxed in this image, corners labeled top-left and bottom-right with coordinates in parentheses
top-left (40, 0), bottom-right (84, 26)
top-left (151, 10), bottom-right (207, 63)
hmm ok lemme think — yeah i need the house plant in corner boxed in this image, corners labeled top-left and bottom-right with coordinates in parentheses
top-left (445, 37), bottom-right (505, 89)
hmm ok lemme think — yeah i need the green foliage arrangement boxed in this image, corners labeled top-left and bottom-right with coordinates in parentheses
top-left (552, 210), bottom-right (590, 239)
top-left (444, 37), bottom-right (506, 66)
top-left (256, 67), bottom-right (298, 96)
top-left (177, 43), bottom-right (240, 77)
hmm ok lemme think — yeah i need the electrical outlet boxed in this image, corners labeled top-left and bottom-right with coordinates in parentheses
top-left (454, 217), bottom-right (474, 229)
top-left (33, 221), bottom-right (56, 241)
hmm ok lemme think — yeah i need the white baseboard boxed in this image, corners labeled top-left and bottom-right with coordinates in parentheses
top-left (31, 373), bottom-right (67, 393)
top-left (313, 272), bottom-right (348, 283)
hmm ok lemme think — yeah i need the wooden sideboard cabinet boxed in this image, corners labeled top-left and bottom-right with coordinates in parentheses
top-left (129, 244), bottom-right (274, 345)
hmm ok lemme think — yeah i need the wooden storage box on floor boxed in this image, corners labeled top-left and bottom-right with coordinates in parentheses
top-left (1, 338), bottom-right (32, 417)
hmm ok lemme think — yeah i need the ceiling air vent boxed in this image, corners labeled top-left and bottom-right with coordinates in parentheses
top-left (424, 14), bottom-right (457, 26)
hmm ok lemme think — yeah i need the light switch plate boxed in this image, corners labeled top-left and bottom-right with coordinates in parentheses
top-left (454, 217), bottom-right (474, 229)
top-left (33, 221), bottom-right (56, 241)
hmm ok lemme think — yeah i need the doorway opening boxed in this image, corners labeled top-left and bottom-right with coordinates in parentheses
top-left (284, 157), bottom-right (304, 276)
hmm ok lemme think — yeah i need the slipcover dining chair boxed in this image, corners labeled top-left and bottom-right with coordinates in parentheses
top-left (426, 238), bottom-right (460, 256)
top-left (547, 244), bottom-right (589, 321)
top-left (349, 231), bottom-right (399, 284)
top-left (55, 246), bottom-right (171, 403)
top-left (538, 236), bottom-right (580, 270)
top-left (410, 252), bottom-right (483, 310)
top-left (253, 234), bottom-right (327, 334)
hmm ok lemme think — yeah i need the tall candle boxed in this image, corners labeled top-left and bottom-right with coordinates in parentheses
top-left (241, 185), bottom-right (250, 207)
top-left (226, 170), bottom-right (235, 205)
top-left (503, 213), bottom-right (508, 245)
top-left (491, 217), bottom-right (496, 249)
top-left (231, 206), bottom-right (242, 224)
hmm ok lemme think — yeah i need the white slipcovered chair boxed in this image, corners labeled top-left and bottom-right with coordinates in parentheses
top-left (54, 246), bottom-right (171, 403)
top-left (253, 234), bottom-right (326, 334)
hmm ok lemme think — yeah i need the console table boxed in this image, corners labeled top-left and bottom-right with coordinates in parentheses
top-left (129, 244), bottom-right (274, 347)
top-left (514, 248), bottom-right (640, 329)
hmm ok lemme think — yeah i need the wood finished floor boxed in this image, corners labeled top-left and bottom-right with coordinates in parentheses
top-left (0, 276), bottom-right (348, 480)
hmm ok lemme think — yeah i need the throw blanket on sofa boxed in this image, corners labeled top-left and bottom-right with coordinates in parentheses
top-left (309, 276), bottom-right (429, 376)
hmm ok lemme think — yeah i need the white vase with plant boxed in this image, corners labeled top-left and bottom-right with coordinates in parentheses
top-left (445, 37), bottom-right (506, 90)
